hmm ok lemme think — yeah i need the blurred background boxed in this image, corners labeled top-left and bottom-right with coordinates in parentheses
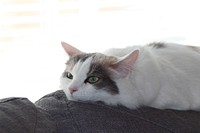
top-left (0, 0), bottom-right (200, 102)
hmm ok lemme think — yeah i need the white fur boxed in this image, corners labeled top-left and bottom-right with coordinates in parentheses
top-left (61, 57), bottom-right (92, 100)
top-left (104, 43), bottom-right (200, 110)
top-left (60, 42), bottom-right (200, 110)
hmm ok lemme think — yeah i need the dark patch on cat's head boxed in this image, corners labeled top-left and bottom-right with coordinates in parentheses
top-left (148, 42), bottom-right (166, 49)
top-left (66, 53), bottom-right (95, 70)
top-left (88, 57), bottom-right (119, 95)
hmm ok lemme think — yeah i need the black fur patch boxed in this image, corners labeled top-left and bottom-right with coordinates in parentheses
top-left (88, 63), bottom-right (119, 95)
top-left (148, 42), bottom-right (166, 49)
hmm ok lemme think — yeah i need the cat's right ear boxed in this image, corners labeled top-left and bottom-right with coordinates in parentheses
top-left (109, 49), bottom-right (139, 79)
top-left (61, 41), bottom-right (83, 57)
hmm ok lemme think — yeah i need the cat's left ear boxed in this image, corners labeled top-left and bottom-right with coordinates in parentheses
top-left (61, 41), bottom-right (83, 57)
top-left (110, 49), bottom-right (139, 79)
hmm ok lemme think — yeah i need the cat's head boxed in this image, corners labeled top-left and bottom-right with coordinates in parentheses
top-left (60, 42), bottom-right (139, 104)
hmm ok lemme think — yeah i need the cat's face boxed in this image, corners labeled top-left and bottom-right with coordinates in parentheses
top-left (60, 42), bottom-right (139, 103)
top-left (60, 53), bottom-right (120, 102)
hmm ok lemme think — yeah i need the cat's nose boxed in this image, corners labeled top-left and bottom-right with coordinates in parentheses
top-left (69, 87), bottom-right (77, 94)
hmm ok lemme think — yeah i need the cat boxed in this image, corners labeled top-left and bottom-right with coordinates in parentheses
top-left (60, 41), bottom-right (200, 110)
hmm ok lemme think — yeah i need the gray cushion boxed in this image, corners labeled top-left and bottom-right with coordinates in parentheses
top-left (36, 90), bottom-right (200, 133)
top-left (1, 90), bottom-right (200, 133)
top-left (0, 97), bottom-right (56, 133)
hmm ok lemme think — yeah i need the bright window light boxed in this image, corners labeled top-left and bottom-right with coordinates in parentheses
top-left (0, 0), bottom-right (200, 102)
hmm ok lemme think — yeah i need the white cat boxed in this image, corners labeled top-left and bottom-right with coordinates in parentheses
top-left (60, 41), bottom-right (200, 110)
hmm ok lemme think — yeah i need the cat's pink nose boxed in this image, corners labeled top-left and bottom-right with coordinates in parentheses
top-left (69, 87), bottom-right (77, 94)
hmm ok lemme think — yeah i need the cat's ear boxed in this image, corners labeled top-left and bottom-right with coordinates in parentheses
top-left (110, 49), bottom-right (139, 79)
top-left (61, 41), bottom-right (83, 57)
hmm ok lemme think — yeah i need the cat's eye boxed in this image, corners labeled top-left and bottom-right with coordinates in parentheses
top-left (64, 72), bottom-right (73, 79)
top-left (86, 76), bottom-right (100, 84)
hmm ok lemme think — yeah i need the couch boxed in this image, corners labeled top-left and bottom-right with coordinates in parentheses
top-left (0, 90), bottom-right (200, 133)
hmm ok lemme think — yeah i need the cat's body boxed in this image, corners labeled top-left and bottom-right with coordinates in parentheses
top-left (60, 42), bottom-right (200, 110)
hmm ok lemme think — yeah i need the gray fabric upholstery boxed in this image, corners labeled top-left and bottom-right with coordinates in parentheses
top-left (35, 90), bottom-right (200, 133)
top-left (0, 97), bottom-right (56, 133)
top-left (1, 90), bottom-right (200, 133)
